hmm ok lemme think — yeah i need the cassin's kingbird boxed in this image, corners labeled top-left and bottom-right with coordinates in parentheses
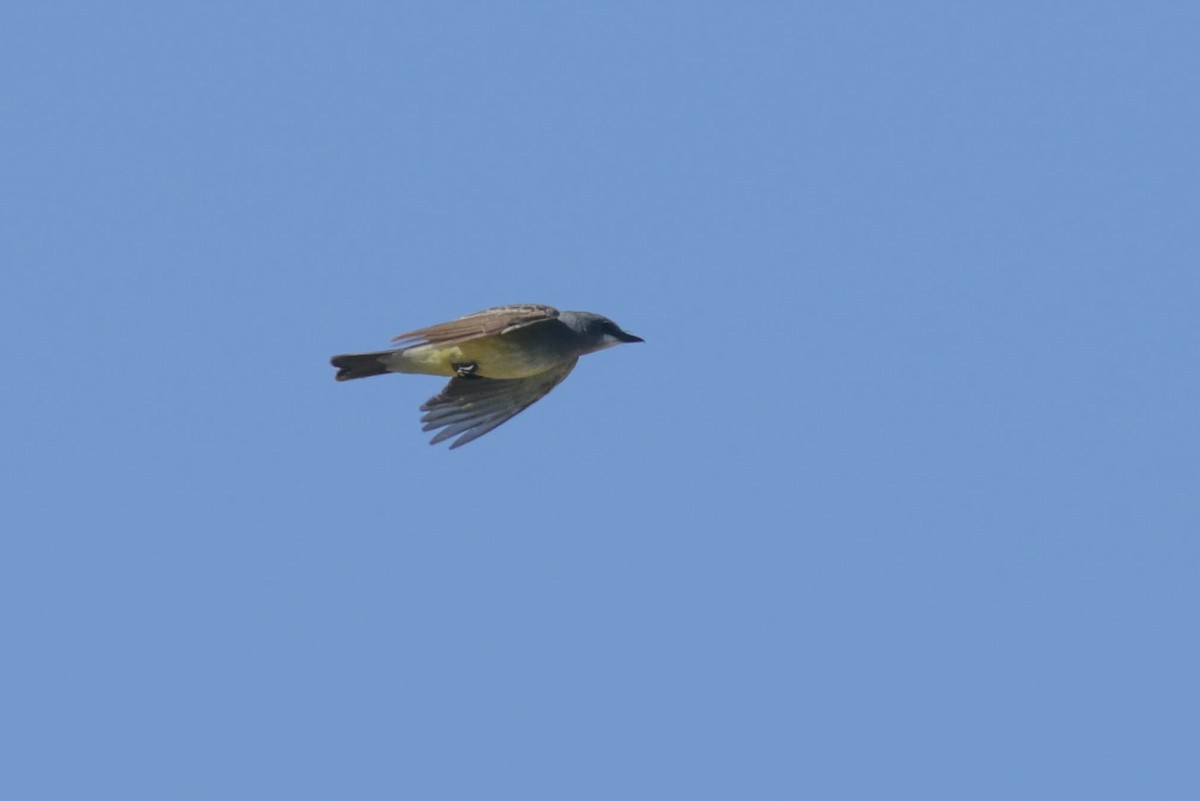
top-left (331, 303), bottom-right (643, 449)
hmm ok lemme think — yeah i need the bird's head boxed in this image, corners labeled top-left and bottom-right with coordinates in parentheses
top-left (563, 311), bottom-right (644, 352)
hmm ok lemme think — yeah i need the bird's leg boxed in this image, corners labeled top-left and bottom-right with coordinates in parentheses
top-left (452, 361), bottom-right (481, 378)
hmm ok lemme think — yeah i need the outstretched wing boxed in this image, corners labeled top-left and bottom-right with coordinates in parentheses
top-left (392, 304), bottom-right (559, 347)
top-left (419, 358), bottom-right (578, 449)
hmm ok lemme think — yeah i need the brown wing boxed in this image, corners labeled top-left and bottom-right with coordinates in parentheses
top-left (391, 304), bottom-right (559, 347)
top-left (419, 358), bottom-right (578, 449)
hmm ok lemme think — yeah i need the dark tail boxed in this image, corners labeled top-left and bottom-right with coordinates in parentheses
top-left (331, 352), bottom-right (390, 381)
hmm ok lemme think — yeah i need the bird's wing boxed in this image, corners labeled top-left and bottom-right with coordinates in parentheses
top-left (419, 358), bottom-right (578, 449)
top-left (391, 304), bottom-right (559, 347)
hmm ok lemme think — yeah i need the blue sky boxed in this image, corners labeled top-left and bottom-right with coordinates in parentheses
top-left (2, 2), bottom-right (1197, 798)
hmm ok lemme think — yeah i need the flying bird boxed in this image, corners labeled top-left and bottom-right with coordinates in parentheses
top-left (331, 304), bottom-right (643, 449)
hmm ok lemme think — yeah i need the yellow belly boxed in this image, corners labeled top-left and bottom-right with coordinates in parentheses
top-left (388, 339), bottom-right (559, 379)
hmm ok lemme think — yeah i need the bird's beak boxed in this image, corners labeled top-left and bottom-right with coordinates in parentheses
top-left (617, 331), bottom-right (644, 343)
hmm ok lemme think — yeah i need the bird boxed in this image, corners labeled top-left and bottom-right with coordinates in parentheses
top-left (330, 303), bottom-right (643, 449)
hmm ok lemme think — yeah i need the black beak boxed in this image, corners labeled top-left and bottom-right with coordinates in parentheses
top-left (617, 330), bottom-right (644, 343)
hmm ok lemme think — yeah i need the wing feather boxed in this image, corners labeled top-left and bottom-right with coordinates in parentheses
top-left (419, 358), bottom-right (578, 449)
top-left (391, 304), bottom-right (559, 347)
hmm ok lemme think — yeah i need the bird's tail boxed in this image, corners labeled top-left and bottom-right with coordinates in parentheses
top-left (330, 352), bottom-right (390, 381)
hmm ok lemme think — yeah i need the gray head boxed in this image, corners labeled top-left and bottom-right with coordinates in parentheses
top-left (559, 311), bottom-right (644, 353)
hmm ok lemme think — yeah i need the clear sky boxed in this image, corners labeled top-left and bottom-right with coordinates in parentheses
top-left (3, 2), bottom-right (1197, 799)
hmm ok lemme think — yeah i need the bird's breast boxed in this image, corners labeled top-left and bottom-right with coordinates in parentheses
top-left (384, 335), bottom-right (569, 379)
top-left (455, 337), bottom-right (566, 378)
